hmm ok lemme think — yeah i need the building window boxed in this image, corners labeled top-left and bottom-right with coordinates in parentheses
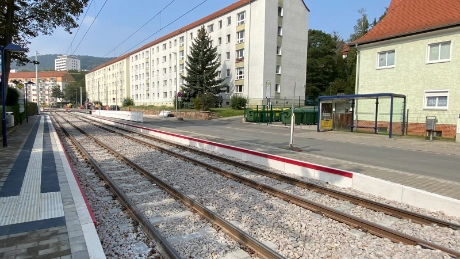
top-left (278, 7), bottom-right (283, 17)
top-left (207, 24), bottom-right (214, 33)
top-left (218, 20), bottom-right (222, 29)
top-left (180, 50), bottom-right (184, 60)
top-left (237, 11), bottom-right (245, 25)
top-left (162, 56), bottom-right (166, 63)
top-left (163, 43), bottom-right (167, 50)
top-left (226, 69), bottom-right (231, 77)
top-left (218, 54), bottom-right (221, 61)
top-left (424, 90), bottom-right (448, 109)
top-left (277, 46), bottom-right (282, 55)
top-left (227, 16), bottom-right (231, 25)
top-left (190, 32), bottom-right (193, 40)
top-left (217, 70), bottom-right (221, 78)
top-left (377, 50), bottom-right (395, 68)
top-left (174, 39), bottom-right (177, 46)
top-left (210, 40), bottom-right (213, 47)
top-left (278, 26), bottom-right (283, 36)
top-left (179, 36), bottom-right (184, 46)
top-left (236, 49), bottom-right (244, 60)
top-left (236, 67), bottom-right (244, 79)
top-left (163, 68), bottom-right (167, 74)
top-left (276, 65), bottom-right (281, 74)
top-left (237, 30), bottom-right (245, 43)
top-left (275, 84), bottom-right (281, 93)
top-left (428, 41), bottom-right (451, 63)
top-left (226, 52), bottom-right (230, 60)
top-left (218, 37), bottom-right (222, 45)
top-left (235, 85), bottom-right (243, 93)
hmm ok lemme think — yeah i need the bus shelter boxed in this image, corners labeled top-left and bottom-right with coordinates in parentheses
top-left (316, 93), bottom-right (406, 138)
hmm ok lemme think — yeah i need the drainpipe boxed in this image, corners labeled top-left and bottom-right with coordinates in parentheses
top-left (354, 43), bottom-right (360, 125)
top-left (247, 1), bottom-right (252, 104)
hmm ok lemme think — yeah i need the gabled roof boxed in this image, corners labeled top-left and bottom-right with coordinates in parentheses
top-left (9, 71), bottom-right (75, 81)
top-left (352, 0), bottom-right (460, 45)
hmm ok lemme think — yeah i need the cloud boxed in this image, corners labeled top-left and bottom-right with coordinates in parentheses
top-left (82, 16), bottom-right (96, 27)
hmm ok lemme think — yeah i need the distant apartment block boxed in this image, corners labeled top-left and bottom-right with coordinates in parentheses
top-left (86, 0), bottom-right (309, 107)
top-left (8, 71), bottom-right (75, 105)
top-left (55, 55), bottom-right (81, 71)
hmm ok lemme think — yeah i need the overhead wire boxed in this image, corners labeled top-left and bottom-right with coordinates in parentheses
top-left (102, 0), bottom-right (176, 58)
top-left (119, 0), bottom-right (209, 57)
top-left (71, 0), bottom-right (109, 55)
top-left (65, 0), bottom-right (95, 55)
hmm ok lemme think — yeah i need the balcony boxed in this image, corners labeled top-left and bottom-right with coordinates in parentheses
top-left (235, 57), bottom-right (244, 63)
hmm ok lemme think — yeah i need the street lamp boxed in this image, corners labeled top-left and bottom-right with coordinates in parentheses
top-left (25, 81), bottom-right (33, 123)
top-left (1, 43), bottom-right (26, 147)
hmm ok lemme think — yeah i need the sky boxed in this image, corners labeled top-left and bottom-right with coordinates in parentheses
top-left (27, 0), bottom-right (391, 58)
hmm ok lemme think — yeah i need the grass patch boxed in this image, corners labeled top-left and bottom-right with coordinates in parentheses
top-left (124, 105), bottom-right (244, 118)
top-left (210, 108), bottom-right (245, 118)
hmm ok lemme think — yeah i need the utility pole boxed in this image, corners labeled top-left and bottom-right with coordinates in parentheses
top-left (35, 51), bottom-right (39, 114)
top-left (80, 86), bottom-right (82, 108)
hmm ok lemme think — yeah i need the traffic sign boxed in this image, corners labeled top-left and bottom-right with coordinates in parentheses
top-left (266, 80), bottom-right (271, 98)
top-left (177, 92), bottom-right (182, 97)
top-left (178, 97), bottom-right (182, 102)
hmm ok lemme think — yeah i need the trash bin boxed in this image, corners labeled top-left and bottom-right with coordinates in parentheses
top-left (304, 110), bottom-right (317, 125)
top-left (245, 109), bottom-right (254, 122)
top-left (6, 112), bottom-right (14, 127)
top-left (293, 109), bottom-right (303, 125)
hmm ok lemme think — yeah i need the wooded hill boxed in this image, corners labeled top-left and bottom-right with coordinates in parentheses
top-left (11, 54), bottom-right (114, 71)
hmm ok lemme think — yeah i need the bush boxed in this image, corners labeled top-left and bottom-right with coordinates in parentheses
top-left (122, 97), bottom-right (134, 107)
top-left (194, 93), bottom-right (217, 111)
top-left (230, 95), bottom-right (248, 109)
top-left (6, 87), bottom-right (19, 106)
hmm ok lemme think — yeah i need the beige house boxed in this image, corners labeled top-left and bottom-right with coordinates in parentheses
top-left (9, 71), bottom-right (75, 105)
top-left (351, 0), bottom-right (460, 138)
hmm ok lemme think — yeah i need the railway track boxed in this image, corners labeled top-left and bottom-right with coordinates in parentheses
top-left (56, 112), bottom-right (460, 258)
top-left (53, 113), bottom-right (283, 259)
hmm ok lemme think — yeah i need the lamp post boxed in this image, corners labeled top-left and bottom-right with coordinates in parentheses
top-left (25, 81), bottom-right (33, 123)
top-left (1, 43), bottom-right (26, 147)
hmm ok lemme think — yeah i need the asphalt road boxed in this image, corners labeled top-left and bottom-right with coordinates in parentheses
top-left (138, 116), bottom-right (460, 183)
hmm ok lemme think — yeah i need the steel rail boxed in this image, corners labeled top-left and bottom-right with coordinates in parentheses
top-left (71, 114), bottom-right (460, 258)
top-left (51, 115), bottom-right (181, 259)
top-left (55, 113), bottom-right (285, 259)
top-left (75, 114), bottom-right (460, 230)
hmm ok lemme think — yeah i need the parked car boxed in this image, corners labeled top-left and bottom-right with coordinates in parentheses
top-left (109, 105), bottom-right (120, 110)
top-left (158, 110), bottom-right (173, 117)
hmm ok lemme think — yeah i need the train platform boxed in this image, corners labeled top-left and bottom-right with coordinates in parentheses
top-left (0, 115), bottom-right (105, 259)
top-left (87, 112), bottom-right (460, 217)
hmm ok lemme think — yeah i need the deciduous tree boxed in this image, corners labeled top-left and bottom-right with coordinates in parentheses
top-left (306, 29), bottom-right (337, 97)
top-left (0, 0), bottom-right (89, 102)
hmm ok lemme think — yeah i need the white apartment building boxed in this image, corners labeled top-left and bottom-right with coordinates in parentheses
top-left (55, 55), bottom-right (81, 71)
top-left (85, 58), bottom-right (130, 106)
top-left (86, 0), bottom-right (309, 107)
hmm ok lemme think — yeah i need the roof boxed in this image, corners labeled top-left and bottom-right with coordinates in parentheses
top-left (92, 0), bottom-right (310, 72)
top-left (318, 93), bottom-right (406, 101)
top-left (352, 0), bottom-right (460, 45)
top-left (9, 71), bottom-right (75, 81)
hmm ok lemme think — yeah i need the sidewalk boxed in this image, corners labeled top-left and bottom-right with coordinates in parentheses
top-left (0, 115), bottom-right (105, 259)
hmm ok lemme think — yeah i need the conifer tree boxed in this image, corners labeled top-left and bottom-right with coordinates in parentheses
top-left (181, 26), bottom-right (226, 103)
